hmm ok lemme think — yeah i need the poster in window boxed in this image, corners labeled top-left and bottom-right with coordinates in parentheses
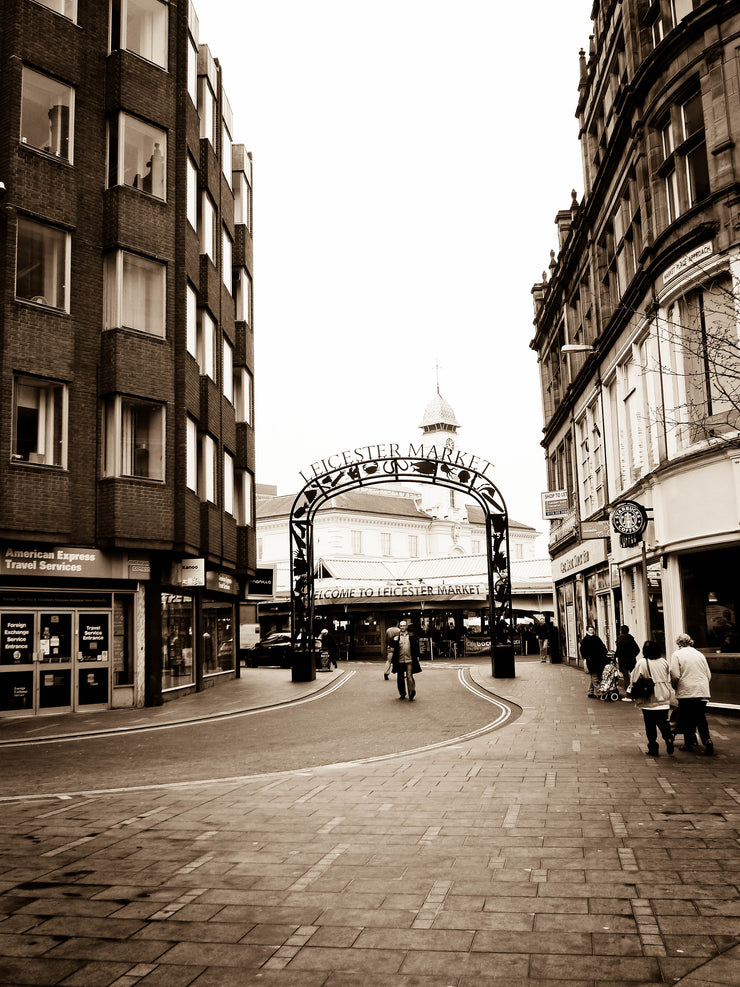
top-left (1, 613), bottom-right (34, 664)
top-left (78, 614), bottom-right (109, 661)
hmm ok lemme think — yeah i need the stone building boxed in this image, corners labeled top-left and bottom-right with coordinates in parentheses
top-left (531, 0), bottom-right (740, 688)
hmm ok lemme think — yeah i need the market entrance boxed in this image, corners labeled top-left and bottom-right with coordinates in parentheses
top-left (289, 443), bottom-right (514, 680)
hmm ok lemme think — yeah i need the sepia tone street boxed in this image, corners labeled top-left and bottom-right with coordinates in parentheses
top-left (1, 657), bottom-right (739, 986)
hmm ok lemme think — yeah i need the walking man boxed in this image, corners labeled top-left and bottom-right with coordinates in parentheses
top-left (390, 620), bottom-right (421, 700)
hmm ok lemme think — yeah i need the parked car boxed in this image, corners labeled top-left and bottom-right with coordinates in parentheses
top-left (244, 632), bottom-right (293, 668)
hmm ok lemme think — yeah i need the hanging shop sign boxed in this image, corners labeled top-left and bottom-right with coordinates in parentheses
top-left (580, 520), bottom-right (611, 540)
top-left (611, 500), bottom-right (648, 547)
top-left (247, 567), bottom-right (275, 598)
top-left (541, 490), bottom-right (570, 519)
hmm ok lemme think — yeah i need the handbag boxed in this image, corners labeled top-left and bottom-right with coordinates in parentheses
top-left (630, 659), bottom-right (655, 700)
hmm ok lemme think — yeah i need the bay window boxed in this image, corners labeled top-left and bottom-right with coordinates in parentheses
top-left (186, 282), bottom-right (197, 358)
top-left (103, 396), bottom-right (164, 480)
top-left (201, 434), bottom-right (216, 503)
top-left (33, 0), bottom-right (76, 17)
top-left (110, 0), bottom-right (168, 69)
top-left (224, 451), bottom-right (235, 516)
top-left (187, 31), bottom-right (198, 106)
top-left (234, 268), bottom-right (251, 323)
top-left (186, 416), bottom-right (197, 492)
top-left (222, 228), bottom-right (232, 290)
top-left (12, 375), bottom-right (67, 467)
top-left (104, 250), bottom-right (166, 336)
top-left (21, 67), bottom-right (74, 161)
top-left (199, 77), bottom-right (216, 146)
top-left (222, 119), bottom-right (232, 187)
top-left (234, 366), bottom-right (253, 424)
top-left (186, 155), bottom-right (197, 227)
top-left (235, 469), bottom-right (253, 525)
top-left (198, 310), bottom-right (216, 380)
top-left (201, 192), bottom-right (216, 262)
top-left (16, 216), bottom-right (69, 311)
top-left (108, 113), bottom-right (166, 200)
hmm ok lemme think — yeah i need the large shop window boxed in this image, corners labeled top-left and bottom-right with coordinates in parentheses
top-left (103, 395), bottom-right (164, 480)
top-left (104, 250), bottom-right (166, 336)
top-left (110, 0), bottom-right (168, 69)
top-left (680, 547), bottom-right (740, 655)
top-left (108, 113), bottom-right (166, 200)
top-left (21, 66), bottom-right (74, 161)
top-left (16, 216), bottom-right (69, 311)
top-left (203, 601), bottom-right (234, 675)
top-left (12, 374), bottom-right (67, 467)
top-left (161, 594), bottom-right (194, 689)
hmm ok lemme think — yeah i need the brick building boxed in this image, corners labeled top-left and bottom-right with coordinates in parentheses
top-left (531, 0), bottom-right (740, 682)
top-left (0, 0), bottom-right (256, 715)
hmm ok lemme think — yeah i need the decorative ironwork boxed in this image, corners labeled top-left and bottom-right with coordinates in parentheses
top-left (289, 450), bottom-right (513, 674)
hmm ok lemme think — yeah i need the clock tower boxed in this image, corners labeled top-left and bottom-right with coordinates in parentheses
top-left (417, 386), bottom-right (463, 523)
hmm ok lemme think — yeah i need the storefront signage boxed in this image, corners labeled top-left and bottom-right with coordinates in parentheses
top-left (315, 582), bottom-right (484, 600)
top-left (1, 613), bottom-right (33, 664)
top-left (555, 538), bottom-right (608, 578)
top-left (581, 520), bottom-right (611, 539)
top-left (541, 490), bottom-right (570, 519)
top-left (205, 570), bottom-right (238, 595)
top-left (177, 559), bottom-right (205, 586)
top-left (662, 241), bottom-right (713, 285)
top-left (611, 500), bottom-right (648, 544)
top-left (247, 567), bottom-right (275, 598)
top-left (298, 442), bottom-right (494, 485)
top-left (1, 546), bottom-right (148, 581)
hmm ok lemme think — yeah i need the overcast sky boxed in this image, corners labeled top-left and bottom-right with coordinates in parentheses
top-left (194, 2), bottom-right (594, 546)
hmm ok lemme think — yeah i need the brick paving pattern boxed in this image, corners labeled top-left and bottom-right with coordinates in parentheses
top-left (1, 660), bottom-right (739, 985)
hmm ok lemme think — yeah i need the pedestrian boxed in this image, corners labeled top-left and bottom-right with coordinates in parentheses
top-left (319, 628), bottom-right (337, 669)
top-left (669, 633), bottom-right (714, 755)
top-left (384, 622), bottom-right (400, 680)
top-left (615, 624), bottom-right (640, 692)
top-left (390, 619), bottom-right (421, 700)
top-left (580, 624), bottom-right (608, 697)
top-left (628, 640), bottom-right (674, 756)
top-left (538, 620), bottom-right (550, 662)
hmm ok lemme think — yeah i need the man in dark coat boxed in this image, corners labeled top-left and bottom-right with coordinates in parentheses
top-left (615, 624), bottom-right (640, 691)
top-left (390, 620), bottom-right (421, 700)
top-left (580, 624), bottom-right (608, 697)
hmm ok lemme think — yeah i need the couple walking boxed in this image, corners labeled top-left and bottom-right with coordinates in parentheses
top-left (384, 620), bottom-right (422, 700)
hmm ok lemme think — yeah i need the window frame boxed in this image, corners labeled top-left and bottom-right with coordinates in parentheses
top-left (12, 373), bottom-right (68, 468)
top-left (109, 0), bottom-right (169, 70)
top-left (103, 394), bottom-right (165, 481)
top-left (186, 415), bottom-right (198, 492)
top-left (20, 65), bottom-right (75, 163)
top-left (186, 154), bottom-right (198, 228)
top-left (15, 215), bottom-right (70, 312)
top-left (223, 337), bottom-right (234, 403)
top-left (31, 0), bottom-right (76, 20)
top-left (104, 249), bottom-right (166, 337)
top-left (107, 111), bottom-right (167, 200)
top-left (234, 366), bottom-right (253, 424)
top-left (198, 309), bottom-right (216, 380)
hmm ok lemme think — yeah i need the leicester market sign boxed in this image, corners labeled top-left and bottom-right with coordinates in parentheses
top-left (298, 442), bottom-right (495, 486)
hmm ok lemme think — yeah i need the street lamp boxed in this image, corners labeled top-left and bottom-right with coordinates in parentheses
top-left (560, 344), bottom-right (595, 354)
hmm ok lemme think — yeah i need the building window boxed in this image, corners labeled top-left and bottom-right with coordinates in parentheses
top-left (16, 216), bottom-right (69, 311)
top-left (108, 113), bottom-right (166, 199)
top-left (408, 535), bottom-right (418, 557)
top-left (222, 120), bottom-right (232, 187)
top-left (186, 282), bottom-right (197, 358)
top-left (110, 0), bottom-right (168, 69)
top-left (198, 309), bottom-right (216, 380)
top-left (12, 374), bottom-right (66, 467)
top-left (21, 67), bottom-right (74, 162)
top-left (199, 77), bottom-right (216, 146)
top-left (578, 399), bottom-right (605, 518)
top-left (235, 160), bottom-right (252, 231)
top-left (382, 533), bottom-right (391, 556)
top-left (656, 89), bottom-right (710, 226)
top-left (186, 154), bottom-right (197, 228)
top-left (614, 172), bottom-right (641, 295)
top-left (103, 396), bottom-right (164, 480)
top-left (222, 228), bottom-right (232, 290)
top-left (223, 338), bottom-right (234, 403)
top-left (104, 250), bottom-right (166, 336)
top-left (186, 415), bottom-right (197, 492)
top-left (235, 469), bottom-right (253, 525)
top-left (187, 31), bottom-right (198, 105)
top-left (351, 530), bottom-right (362, 554)
top-left (33, 0), bottom-right (76, 18)
top-left (234, 367), bottom-right (253, 424)
top-left (201, 192), bottom-right (216, 262)
top-left (234, 269), bottom-right (251, 324)
top-left (201, 433), bottom-right (216, 503)
top-left (541, 325), bottom-right (564, 423)
top-left (472, 539), bottom-right (481, 553)
top-left (224, 451), bottom-right (235, 516)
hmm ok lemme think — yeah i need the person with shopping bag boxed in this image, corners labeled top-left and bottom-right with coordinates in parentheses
top-left (628, 640), bottom-right (675, 756)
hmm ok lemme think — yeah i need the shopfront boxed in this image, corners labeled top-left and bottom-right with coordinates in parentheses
top-left (161, 561), bottom-right (238, 697)
top-left (553, 538), bottom-right (614, 663)
top-left (0, 544), bottom-right (147, 716)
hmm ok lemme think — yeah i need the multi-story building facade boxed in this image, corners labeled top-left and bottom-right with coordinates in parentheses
top-left (531, 0), bottom-right (740, 672)
top-left (0, 0), bottom-right (256, 716)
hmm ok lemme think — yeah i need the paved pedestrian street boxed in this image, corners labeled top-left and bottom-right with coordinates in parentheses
top-left (1, 659), bottom-right (739, 986)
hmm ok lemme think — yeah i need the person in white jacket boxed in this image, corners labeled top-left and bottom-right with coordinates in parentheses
top-left (628, 640), bottom-right (674, 756)
top-left (669, 634), bottom-right (714, 755)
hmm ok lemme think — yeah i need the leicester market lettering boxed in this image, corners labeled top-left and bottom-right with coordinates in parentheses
top-left (298, 443), bottom-right (494, 484)
top-left (315, 583), bottom-right (483, 600)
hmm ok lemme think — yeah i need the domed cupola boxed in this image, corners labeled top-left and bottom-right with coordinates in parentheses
top-left (420, 389), bottom-right (460, 437)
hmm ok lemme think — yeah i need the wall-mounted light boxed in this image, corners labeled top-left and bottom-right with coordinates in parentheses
top-left (561, 344), bottom-right (595, 354)
top-left (708, 591), bottom-right (719, 604)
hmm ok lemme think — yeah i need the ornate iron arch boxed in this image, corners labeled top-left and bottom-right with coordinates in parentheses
top-left (289, 448), bottom-right (514, 678)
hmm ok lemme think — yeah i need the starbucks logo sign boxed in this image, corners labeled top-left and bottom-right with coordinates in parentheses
top-left (611, 500), bottom-right (648, 546)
